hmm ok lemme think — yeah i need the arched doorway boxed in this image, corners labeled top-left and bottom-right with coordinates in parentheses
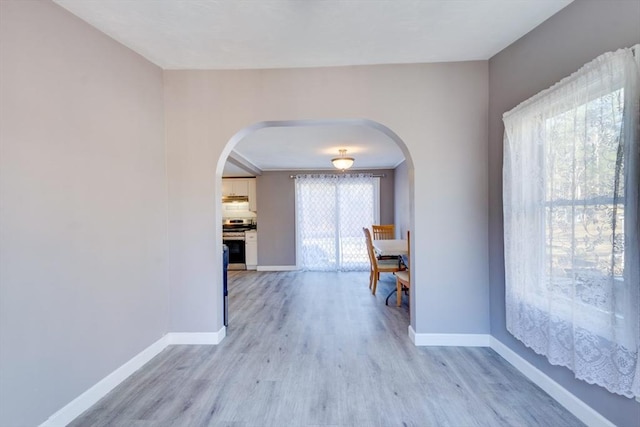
top-left (216, 118), bottom-right (415, 334)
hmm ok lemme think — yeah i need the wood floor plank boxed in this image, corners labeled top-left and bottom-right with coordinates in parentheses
top-left (69, 271), bottom-right (584, 427)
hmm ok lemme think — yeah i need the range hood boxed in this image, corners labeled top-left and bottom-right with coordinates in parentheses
top-left (222, 195), bottom-right (249, 203)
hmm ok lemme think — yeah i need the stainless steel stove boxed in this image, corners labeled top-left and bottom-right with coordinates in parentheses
top-left (222, 218), bottom-right (256, 270)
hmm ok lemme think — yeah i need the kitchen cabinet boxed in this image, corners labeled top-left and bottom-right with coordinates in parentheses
top-left (247, 179), bottom-right (257, 212)
top-left (222, 178), bottom-right (257, 211)
top-left (245, 230), bottom-right (258, 270)
top-left (222, 179), bottom-right (249, 197)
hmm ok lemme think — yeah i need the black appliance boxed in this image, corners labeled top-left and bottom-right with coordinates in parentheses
top-left (223, 244), bottom-right (229, 327)
top-left (222, 234), bottom-right (246, 270)
top-left (222, 218), bottom-right (256, 270)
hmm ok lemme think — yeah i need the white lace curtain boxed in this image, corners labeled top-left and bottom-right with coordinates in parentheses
top-left (295, 174), bottom-right (378, 271)
top-left (503, 45), bottom-right (640, 398)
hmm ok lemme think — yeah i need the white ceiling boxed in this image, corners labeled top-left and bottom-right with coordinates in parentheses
top-left (52, 0), bottom-right (573, 175)
top-left (228, 122), bottom-right (405, 175)
top-left (53, 0), bottom-right (572, 70)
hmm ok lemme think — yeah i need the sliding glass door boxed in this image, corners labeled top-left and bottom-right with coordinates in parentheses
top-left (295, 174), bottom-right (379, 271)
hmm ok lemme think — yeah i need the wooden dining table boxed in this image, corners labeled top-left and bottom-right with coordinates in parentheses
top-left (372, 239), bottom-right (408, 257)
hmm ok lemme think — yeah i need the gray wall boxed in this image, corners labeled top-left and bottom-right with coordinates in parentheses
top-left (394, 160), bottom-right (410, 239)
top-left (0, 2), bottom-right (169, 426)
top-left (164, 61), bottom-right (489, 334)
top-left (256, 169), bottom-right (395, 267)
top-left (255, 172), bottom-right (296, 266)
top-left (488, 1), bottom-right (640, 425)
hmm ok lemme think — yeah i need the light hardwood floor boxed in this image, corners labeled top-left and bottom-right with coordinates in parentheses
top-left (70, 271), bottom-right (583, 426)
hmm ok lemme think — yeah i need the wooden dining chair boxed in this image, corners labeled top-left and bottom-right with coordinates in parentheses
top-left (372, 224), bottom-right (397, 262)
top-left (363, 227), bottom-right (403, 296)
top-left (372, 224), bottom-right (395, 240)
top-left (394, 230), bottom-right (410, 307)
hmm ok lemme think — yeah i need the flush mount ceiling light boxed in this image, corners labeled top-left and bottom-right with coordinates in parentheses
top-left (331, 149), bottom-right (355, 170)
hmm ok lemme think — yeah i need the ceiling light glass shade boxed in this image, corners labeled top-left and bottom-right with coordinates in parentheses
top-left (331, 149), bottom-right (354, 170)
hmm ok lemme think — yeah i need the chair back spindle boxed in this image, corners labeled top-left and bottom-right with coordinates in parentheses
top-left (372, 224), bottom-right (395, 240)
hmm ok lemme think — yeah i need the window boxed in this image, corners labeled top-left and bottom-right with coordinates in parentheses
top-left (502, 46), bottom-right (639, 398)
top-left (295, 174), bottom-right (380, 271)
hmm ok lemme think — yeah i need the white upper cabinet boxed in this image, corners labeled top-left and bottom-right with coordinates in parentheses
top-left (222, 179), bottom-right (249, 196)
top-left (222, 178), bottom-right (257, 211)
top-left (247, 179), bottom-right (257, 212)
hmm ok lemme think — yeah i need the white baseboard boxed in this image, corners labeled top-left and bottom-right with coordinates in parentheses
top-left (40, 328), bottom-right (227, 427)
top-left (40, 335), bottom-right (169, 427)
top-left (407, 328), bottom-right (614, 426)
top-left (408, 326), bottom-right (491, 347)
top-left (40, 325), bottom-right (613, 427)
top-left (257, 265), bottom-right (298, 271)
top-left (167, 327), bottom-right (226, 345)
top-left (489, 337), bottom-right (614, 427)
